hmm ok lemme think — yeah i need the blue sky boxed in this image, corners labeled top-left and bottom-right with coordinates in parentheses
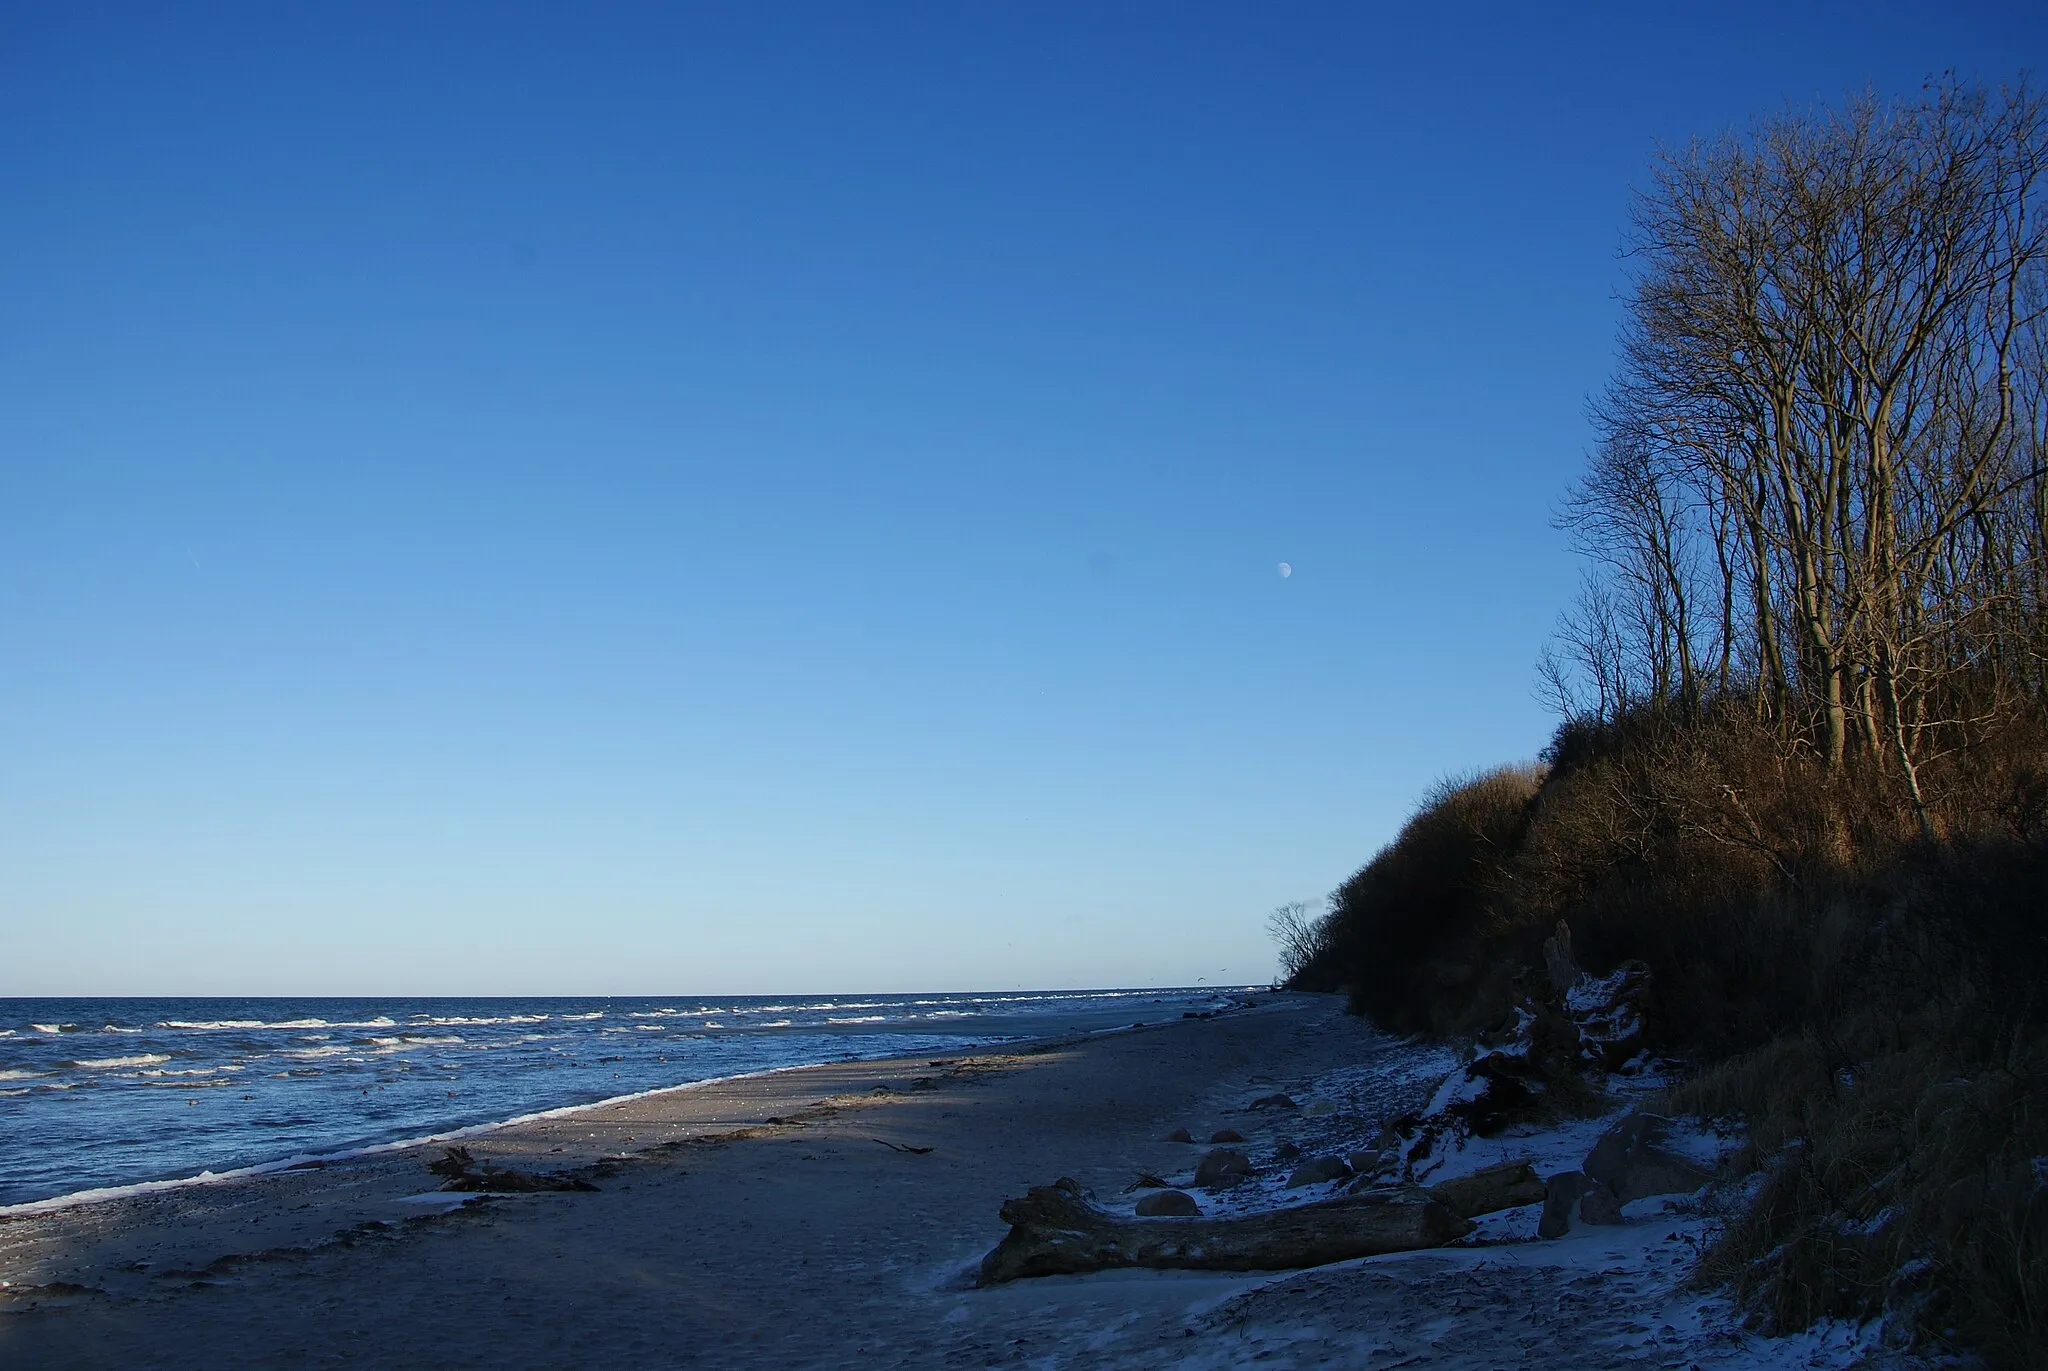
top-left (2, 2), bottom-right (2039, 995)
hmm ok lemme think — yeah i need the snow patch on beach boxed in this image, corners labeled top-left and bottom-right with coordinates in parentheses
top-left (1095, 1028), bottom-right (1900, 1370)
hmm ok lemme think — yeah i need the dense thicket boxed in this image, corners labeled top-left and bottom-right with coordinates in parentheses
top-left (1287, 702), bottom-right (2048, 1364)
top-left (1284, 83), bottom-right (2048, 1366)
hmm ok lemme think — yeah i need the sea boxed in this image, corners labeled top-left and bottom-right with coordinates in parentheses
top-left (0, 988), bottom-right (1246, 1209)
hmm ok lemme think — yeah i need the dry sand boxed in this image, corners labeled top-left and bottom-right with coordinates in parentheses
top-left (0, 995), bottom-right (1889, 1369)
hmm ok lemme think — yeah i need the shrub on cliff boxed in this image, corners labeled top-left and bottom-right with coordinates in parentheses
top-left (1284, 705), bottom-right (2048, 1366)
top-left (1293, 764), bottom-right (1540, 1033)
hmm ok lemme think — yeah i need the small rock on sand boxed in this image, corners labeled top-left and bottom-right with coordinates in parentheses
top-left (1248, 1094), bottom-right (1298, 1111)
top-left (1134, 1190), bottom-right (1201, 1217)
top-left (1209, 1129), bottom-right (1245, 1144)
top-left (1163, 1127), bottom-right (1193, 1143)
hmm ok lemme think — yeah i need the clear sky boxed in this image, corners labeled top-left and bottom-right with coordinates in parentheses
top-left (2, 2), bottom-right (2039, 995)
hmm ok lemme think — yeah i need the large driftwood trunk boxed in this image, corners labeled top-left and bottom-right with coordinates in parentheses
top-left (1427, 1160), bottom-right (1546, 1218)
top-left (977, 1179), bottom-right (1474, 1285)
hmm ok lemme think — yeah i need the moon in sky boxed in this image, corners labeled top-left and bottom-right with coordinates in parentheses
top-left (1277, 562), bottom-right (1292, 578)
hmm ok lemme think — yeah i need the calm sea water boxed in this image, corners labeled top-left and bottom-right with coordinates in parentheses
top-left (0, 988), bottom-right (1243, 1207)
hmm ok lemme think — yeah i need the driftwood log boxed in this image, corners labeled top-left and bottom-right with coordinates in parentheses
top-left (427, 1146), bottom-right (597, 1193)
top-left (1426, 1160), bottom-right (1547, 1218)
top-left (977, 1179), bottom-right (1474, 1285)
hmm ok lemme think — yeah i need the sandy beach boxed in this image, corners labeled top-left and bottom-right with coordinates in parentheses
top-left (0, 995), bottom-right (1881, 1369)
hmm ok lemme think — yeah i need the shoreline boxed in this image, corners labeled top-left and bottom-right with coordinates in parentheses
top-left (0, 1057), bottom-right (875, 1223)
top-left (1, 1044), bottom-right (1023, 1223)
top-left (0, 995), bottom-right (1888, 1369)
top-left (1, 989), bottom-right (1248, 1218)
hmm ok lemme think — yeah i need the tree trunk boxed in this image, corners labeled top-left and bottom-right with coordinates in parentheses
top-left (1428, 1160), bottom-right (1549, 1218)
top-left (977, 1179), bottom-right (1474, 1285)
top-left (1878, 646), bottom-right (1938, 841)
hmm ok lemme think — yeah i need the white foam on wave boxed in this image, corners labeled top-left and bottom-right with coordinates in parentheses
top-left (162, 1017), bottom-right (399, 1032)
top-left (74, 1054), bottom-right (171, 1069)
top-left (0, 1070), bottom-right (44, 1082)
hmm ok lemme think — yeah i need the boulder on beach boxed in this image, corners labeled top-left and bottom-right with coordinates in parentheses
top-left (1209, 1128), bottom-right (1245, 1144)
top-left (1134, 1189), bottom-right (1202, 1217)
top-left (1248, 1093), bottom-right (1298, 1111)
top-left (1284, 1156), bottom-right (1353, 1189)
top-left (1578, 1181), bottom-right (1625, 1225)
top-left (1583, 1113), bottom-right (1713, 1203)
top-left (1193, 1148), bottom-right (1252, 1189)
top-left (1537, 1169), bottom-right (1625, 1237)
top-left (1163, 1127), bottom-right (1193, 1143)
top-left (1538, 1171), bottom-right (1590, 1238)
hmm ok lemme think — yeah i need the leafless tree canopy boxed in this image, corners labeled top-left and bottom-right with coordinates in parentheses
top-left (1552, 82), bottom-right (2048, 835)
top-left (1265, 899), bottom-right (1330, 983)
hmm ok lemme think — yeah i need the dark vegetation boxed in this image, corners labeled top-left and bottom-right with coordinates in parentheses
top-left (1280, 82), bottom-right (2048, 1367)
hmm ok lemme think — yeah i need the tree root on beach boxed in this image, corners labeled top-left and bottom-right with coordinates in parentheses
top-left (977, 1178), bottom-right (1474, 1285)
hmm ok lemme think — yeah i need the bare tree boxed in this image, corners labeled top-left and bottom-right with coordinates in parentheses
top-left (1549, 80), bottom-right (2048, 831)
top-left (1266, 900), bottom-right (1329, 984)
